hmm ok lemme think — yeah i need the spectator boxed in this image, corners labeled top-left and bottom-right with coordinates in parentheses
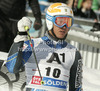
top-left (48, 0), bottom-right (67, 3)
top-left (73, 0), bottom-right (80, 16)
top-left (90, 22), bottom-right (100, 32)
top-left (78, 0), bottom-right (98, 22)
top-left (67, 0), bottom-right (79, 16)
top-left (0, 0), bottom-right (42, 52)
top-left (67, 0), bottom-right (73, 8)
top-left (92, 0), bottom-right (100, 10)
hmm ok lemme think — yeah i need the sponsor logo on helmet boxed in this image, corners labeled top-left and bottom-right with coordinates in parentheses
top-left (48, 3), bottom-right (61, 13)
top-left (46, 14), bottom-right (53, 21)
top-left (70, 10), bottom-right (73, 14)
top-left (65, 9), bottom-right (67, 12)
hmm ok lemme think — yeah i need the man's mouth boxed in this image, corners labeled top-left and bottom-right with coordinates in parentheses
top-left (59, 31), bottom-right (65, 33)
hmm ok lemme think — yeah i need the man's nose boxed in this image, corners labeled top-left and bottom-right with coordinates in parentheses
top-left (62, 25), bottom-right (67, 29)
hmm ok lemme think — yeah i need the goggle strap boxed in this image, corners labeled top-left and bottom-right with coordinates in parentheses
top-left (46, 13), bottom-right (54, 22)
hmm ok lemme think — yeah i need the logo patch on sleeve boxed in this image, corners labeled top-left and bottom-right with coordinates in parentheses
top-left (22, 43), bottom-right (28, 51)
top-left (75, 59), bottom-right (82, 88)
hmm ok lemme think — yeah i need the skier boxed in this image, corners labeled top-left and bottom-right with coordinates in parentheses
top-left (6, 3), bottom-right (82, 91)
top-left (0, 0), bottom-right (42, 52)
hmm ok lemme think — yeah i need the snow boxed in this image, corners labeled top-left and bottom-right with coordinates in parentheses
top-left (0, 52), bottom-right (8, 60)
top-left (83, 66), bottom-right (100, 91)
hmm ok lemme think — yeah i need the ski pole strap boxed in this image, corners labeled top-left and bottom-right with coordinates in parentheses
top-left (18, 32), bottom-right (27, 35)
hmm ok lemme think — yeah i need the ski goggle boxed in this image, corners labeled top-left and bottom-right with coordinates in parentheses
top-left (53, 16), bottom-right (74, 28)
top-left (46, 13), bottom-right (74, 28)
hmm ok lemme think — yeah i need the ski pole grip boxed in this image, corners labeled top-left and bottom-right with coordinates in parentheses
top-left (24, 26), bottom-right (29, 31)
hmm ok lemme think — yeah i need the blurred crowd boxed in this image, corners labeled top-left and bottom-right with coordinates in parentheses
top-left (39, 0), bottom-right (100, 22)
top-left (0, 0), bottom-right (100, 52)
top-left (38, 0), bottom-right (100, 33)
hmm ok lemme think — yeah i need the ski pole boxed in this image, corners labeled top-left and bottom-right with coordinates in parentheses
top-left (24, 26), bottom-right (44, 85)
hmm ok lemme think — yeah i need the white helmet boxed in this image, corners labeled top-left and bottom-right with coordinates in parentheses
top-left (46, 3), bottom-right (74, 30)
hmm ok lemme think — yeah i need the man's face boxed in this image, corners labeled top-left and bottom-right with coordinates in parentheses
top-left (83, 0), bottom-right (92, 10)
top-left (53, 24), bottom-right (69, 39)
top-left (74, 0), bottom-right (78, 8)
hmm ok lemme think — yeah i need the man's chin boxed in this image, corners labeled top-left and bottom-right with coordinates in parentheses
top-left (57, 36), bottom-right (65, 40)
top-left (56, 34), bottom-right (67, 40)
top-left (57, 35), bottom-right (65, 39)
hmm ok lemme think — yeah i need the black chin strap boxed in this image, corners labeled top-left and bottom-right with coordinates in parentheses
top-left (50, 28), bottom-right (67, 41)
